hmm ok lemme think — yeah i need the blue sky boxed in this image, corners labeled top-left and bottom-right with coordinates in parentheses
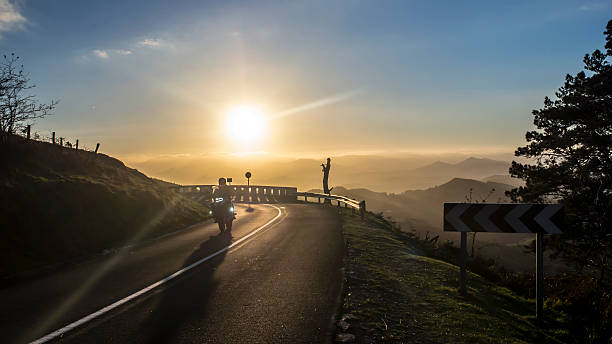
top-left (0, 0), bottom-right (609, 159)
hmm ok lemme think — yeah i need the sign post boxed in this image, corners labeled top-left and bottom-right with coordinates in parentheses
top-left (443, 203), bottom-right (564, 323)
top-left (245, 172), bottom-right (252, 210)
top-left (460, 232), bottom-right (467, 294)
top-left (536, 231), bottom-right (543, 322)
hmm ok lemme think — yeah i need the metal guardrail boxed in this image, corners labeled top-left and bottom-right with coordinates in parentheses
top-left (174, 184), bottom-right (298, 203)
top-left (174, 185), bottom-right (366, 217)
top-left (294, 191), bottom-right (365, 212)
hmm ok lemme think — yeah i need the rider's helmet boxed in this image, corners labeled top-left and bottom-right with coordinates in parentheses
top-left (218, 177), bottom-right (227, 186)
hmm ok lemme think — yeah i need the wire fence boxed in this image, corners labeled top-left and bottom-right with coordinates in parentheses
top-left (14, 124), bottom-right (101, 153)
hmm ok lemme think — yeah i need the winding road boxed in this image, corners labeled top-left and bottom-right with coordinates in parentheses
top-left (0, 204), bottom-right (345, 343)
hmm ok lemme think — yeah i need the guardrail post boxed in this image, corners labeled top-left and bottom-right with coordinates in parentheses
top-left (95, 143), bottom-right (100, 153)
top-left (26, 125), bottom-right (30, 139)
top-left (359, 200), bottom-right (366, 220)
top-left (52, 132), bottom-right (55, 144)
top-left (289, 187), bottom-right (298, 202)
top-left (75, 139), bottom-right (79, 150)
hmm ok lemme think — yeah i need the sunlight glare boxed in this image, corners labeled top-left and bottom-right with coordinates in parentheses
top-left (225, 105), bottom-right (267, 142)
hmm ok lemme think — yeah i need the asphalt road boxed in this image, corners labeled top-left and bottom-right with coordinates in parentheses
top-left (0, 203), bottom-right (345, 343)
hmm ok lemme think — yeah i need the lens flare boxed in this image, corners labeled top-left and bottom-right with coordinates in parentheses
top-left (225, 105), bottom-right (266, 142)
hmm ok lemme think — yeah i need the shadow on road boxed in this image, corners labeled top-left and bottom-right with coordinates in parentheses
top-left (143, 230), bottom-right (233, 343)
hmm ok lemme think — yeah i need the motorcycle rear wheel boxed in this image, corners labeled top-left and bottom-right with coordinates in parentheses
top-left (218, 221), bottom-right (225, 232)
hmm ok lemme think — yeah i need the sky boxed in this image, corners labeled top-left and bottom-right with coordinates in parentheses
top-left (0, 0), bottom-right (610, 161)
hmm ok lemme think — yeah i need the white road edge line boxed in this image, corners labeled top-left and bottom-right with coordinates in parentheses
top-left (30, 205), bottom-right (283, 344)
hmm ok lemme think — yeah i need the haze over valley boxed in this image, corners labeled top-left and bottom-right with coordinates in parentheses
top-left (131, 153), bottom-right (522, 193)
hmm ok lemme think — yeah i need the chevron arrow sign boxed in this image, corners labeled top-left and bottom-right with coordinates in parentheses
top-left (443, 203), bottom-right (564, 234)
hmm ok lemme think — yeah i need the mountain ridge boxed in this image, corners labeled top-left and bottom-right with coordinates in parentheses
top-left (132, 154), bottom-right (512, 193)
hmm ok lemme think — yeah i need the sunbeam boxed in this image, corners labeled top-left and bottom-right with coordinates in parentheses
top-left (30, 195), bottom-right (184, 341)
top-left (270, 89), bottom-right (364, 120)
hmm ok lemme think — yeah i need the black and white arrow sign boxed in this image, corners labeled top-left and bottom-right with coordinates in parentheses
top-left (443, 203), bottom-right (564, 234)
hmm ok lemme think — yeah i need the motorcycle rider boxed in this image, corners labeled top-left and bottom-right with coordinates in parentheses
top-left (212, 178), bottom-right (236, 225)
top-left (213, 177), bottom-right (235, 201)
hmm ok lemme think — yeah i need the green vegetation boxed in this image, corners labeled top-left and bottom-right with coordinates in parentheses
top-left (0, 135), bottom-right (210, 278)
top-left (508, 19), bottom-right (611, 289)
top-left (338, 209), bottom-right (565, 343)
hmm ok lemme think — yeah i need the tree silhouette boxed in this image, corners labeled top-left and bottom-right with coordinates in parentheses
top-left (508, 21), bottom-right (612, 283)
top-left (0, 53), bottom-right (58, 144)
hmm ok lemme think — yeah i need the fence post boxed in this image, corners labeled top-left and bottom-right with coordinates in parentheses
top-left (52, 132), bottom-right (55, 144)
top-left (59, 137), bottom-right (63, 146)
top-left (95, 143), bottom-right (100, 153)
top-left (75, 139), bottom-right (79, 150)
top-left (26, 125), bottom-right (30, 139)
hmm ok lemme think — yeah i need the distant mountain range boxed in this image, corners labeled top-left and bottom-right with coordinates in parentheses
top-left (481, 174), bottom-right (524, 187)
top-left (322, 177), bottom-right (542, 271)
top-left (318, 177), bottom-right (515, 232)
top-left (131, 154), bottom-right (514, 193)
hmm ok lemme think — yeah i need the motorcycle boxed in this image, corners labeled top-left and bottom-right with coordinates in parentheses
top-left (211, 197), bottom-right (236, 232)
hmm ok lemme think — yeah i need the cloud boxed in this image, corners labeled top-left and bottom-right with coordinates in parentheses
top-left (114, 49), bottom-right (132, 55)
top-left (137, 38), bottom-right (164, 47)
top-left (87, 37), bottom-right (167, 61)
top-left (91, 49), bottom-right (132, 59)
top-left (92, 49), bottom-right (109, 59)
top-left (579, 2), bottom-right (607, 11)
top-left (0, 0), bottom-right (26, 35)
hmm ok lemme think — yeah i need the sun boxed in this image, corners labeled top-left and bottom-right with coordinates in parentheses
top-left (225, 105), bottom-right (267, 142)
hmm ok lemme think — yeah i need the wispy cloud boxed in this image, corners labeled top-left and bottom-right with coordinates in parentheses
top-left (137, 38), bottom-right (164, 47)
top-left (114, 49), bottom-right (132, 55)
top-left (91, 49), bottom-right (132, 59)
top-left (88, 37), bottom-right (167, 61)
top-left (0, 0), bottom-right (26, 36)
top-left (92, 49), bottom-right (108, 59)
top-left (579, 2), bottom-right (607, 11)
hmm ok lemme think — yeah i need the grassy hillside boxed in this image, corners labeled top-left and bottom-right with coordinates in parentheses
top-left (0, 136), bottom-right (210, 278)
top-left (336, 210), bottom-right (565, 343)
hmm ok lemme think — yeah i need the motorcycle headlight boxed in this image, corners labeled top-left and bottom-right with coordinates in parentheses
top-left (229, 207), bottom-right (234, 212)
